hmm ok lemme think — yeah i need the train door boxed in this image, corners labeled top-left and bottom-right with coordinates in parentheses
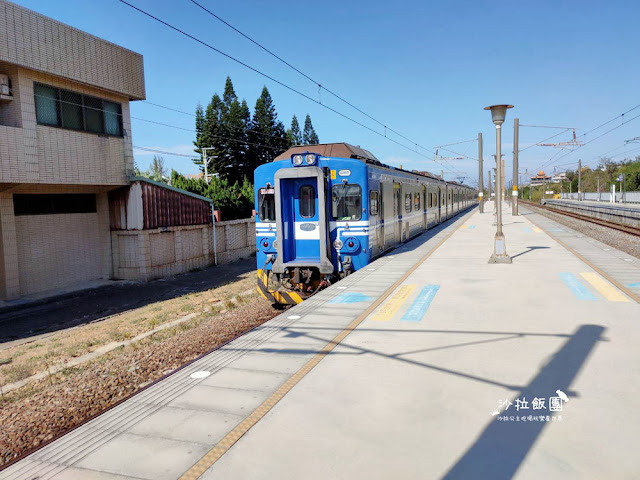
top-left (378, 183), bottom-right (385, 253)
top-left (422, 185), bottom-right (427, 230)
top-left (394, 182), bottom-right (402, 244)
top-left (437, 187), bottom-right (442, 223)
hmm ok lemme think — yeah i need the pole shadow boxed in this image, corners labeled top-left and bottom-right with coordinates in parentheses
top-left (511, 246), bottom-right (550, 259)
top-left (441, 324), bottom-right (605, 480)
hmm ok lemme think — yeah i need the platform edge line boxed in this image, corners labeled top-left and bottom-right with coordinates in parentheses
top-left (177, 210), bottom-right (476, 480)
top-left (525, 210), bottom-right (640, 304)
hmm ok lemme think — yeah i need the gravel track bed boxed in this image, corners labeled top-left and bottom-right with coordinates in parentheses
top-left (0, 297), bottom-right (279, 468)
top-left (525, 203), bottom-right (640, 259)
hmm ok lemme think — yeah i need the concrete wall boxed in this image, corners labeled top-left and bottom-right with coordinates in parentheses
top-left (0, 192), bottom-right (112, 299)
top-left (112, 218), bottom-right (257, 282)
top-left (0, 65), bottom-right (134, 186)
top-left (561, 191), bottom-right (640, 204)
top-left (14, 193), bottom-right (112, 296)
top-left (0, 0), bottom-right (145, 100)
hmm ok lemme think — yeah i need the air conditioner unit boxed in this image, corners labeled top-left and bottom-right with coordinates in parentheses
top-left (0, 74), bottom-right (11, 97)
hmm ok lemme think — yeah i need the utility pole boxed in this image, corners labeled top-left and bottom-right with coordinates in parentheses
top-left (578, 159), bottom-right (582, 201)
top-left (478, 133), bottom-right (484, 212)
top-left (485, 104), bottom-right (513, 264)
top-left (201, 147), bottom-right (217, 184)
top-left (502, 157), bottom-right (505, 202)
top-left (512, 118), bottom-right (519, 215)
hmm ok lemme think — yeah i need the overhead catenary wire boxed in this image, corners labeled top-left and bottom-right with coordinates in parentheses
top-left (133, 146), bottom-right (200, 159)
top-left (115, 0), bottom-right (442, 167)
top-left (186, 0), bottom-right (437, 158)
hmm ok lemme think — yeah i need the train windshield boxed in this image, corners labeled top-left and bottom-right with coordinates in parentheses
top-left (258, 187), bottom-right (275, 222)
top-left (332, 184), bottom-right (362, 221)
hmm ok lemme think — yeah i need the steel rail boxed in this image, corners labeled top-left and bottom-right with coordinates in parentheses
top-left (522, 201), bottom-right (640, 237)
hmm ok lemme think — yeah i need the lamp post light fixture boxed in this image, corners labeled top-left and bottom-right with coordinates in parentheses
top-left (484, 104), bottom-right (513, 264)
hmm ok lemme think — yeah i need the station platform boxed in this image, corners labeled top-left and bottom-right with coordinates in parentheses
top-left (3, 202), bottom-right (640, 480)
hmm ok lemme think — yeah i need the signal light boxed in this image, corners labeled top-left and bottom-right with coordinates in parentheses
top-left (348, 241), bottom-right (354, 248)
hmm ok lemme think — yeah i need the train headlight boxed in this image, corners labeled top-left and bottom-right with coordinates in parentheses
top-left (305, 153), bottom-right (317, 165)
top-left (333, 239), bottom-right (343, 250)
top-left (292, 154), bottom-right (304, 166)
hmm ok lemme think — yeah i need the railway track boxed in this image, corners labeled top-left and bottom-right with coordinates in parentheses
top-left (521, 200), bottom-right (640, 237)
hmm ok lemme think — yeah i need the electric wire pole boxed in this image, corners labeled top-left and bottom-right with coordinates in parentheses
top-left (513, 118), bottom-right (519, 215)
top-left (478, 133), bottom-right (484, 212)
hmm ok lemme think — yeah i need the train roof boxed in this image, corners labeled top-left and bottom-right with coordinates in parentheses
top-left (275, 143), bottom-right (380, 163)
top-left (273, 142), bottom-right (474, 189)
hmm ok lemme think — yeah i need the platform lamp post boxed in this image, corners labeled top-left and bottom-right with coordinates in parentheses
top-left (485, 104), bottom-right (513, 264)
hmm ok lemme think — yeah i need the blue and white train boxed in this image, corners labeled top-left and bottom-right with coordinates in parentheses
top-left (254, 143), bottom-right (477, 305)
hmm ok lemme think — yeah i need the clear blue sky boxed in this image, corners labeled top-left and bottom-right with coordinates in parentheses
top-left (14, 0), bottom-right (640, 186)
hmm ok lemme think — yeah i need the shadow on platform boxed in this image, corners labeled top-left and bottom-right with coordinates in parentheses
top-left (442, 324), bottom-right (605, 479)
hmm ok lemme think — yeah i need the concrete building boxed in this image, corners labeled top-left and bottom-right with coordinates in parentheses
top-left (529, 170), bottom-right (551, 186)
top-left (0, 1), bottom-right (220, 302)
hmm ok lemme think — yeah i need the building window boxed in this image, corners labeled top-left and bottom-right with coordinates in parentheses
top-left (332, 184), bottom-right (362, 221)
top-left (13, 194), bottom-right (97, 216)
top-left (34, 82), bottom-right (123, 137)
top-left (34, 84), bottom-right (59, 126)
top-left (299, 185), bottom-right (316, 218)
top-left (370, 191), bottom-right (379, 215)
top-left (60, 90), bottom-right (84, 130)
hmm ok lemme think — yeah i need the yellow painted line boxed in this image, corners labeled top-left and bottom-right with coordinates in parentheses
top-left (178, 210), bottom-right (475, 479)
top-left (580, 272), bottom-right (630, 303)
top-left (532, 227), bottom-right (543, 233)
top-left (370, 285), bottom-right (417, 321)
top-left (525, 211), bottom-right (640, 304)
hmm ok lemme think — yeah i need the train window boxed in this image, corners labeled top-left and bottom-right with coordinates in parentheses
top-left (405, 194), bottom-right (411, 213)
top-left (258, 188), bottom-right (275, 222)
top-left (414, 193), bottom-right (420, 210)
top-left (332, 184), bottom-right (362, 221)
top-left (299, 185), bottom-right (316, 218)
top-left (370, 191), bottom-right (379, 215)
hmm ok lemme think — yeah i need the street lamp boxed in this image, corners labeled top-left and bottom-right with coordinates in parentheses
top-left (485, 104), bottom-right (513, 264)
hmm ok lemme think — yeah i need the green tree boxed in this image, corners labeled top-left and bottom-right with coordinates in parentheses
top-left (247, 86), bottom-right (289, 173)
top-left (302, 114), bottom-right (319, 144)
top-left (171, 170), bottom-right (255, 220)
top-left (219, 77), bottom-right (251, 185)
top-left (286, 114), bottom-right (302, 146)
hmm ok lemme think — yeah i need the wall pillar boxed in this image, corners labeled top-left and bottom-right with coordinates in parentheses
top-left (0, 193), bottom-right (21, 300)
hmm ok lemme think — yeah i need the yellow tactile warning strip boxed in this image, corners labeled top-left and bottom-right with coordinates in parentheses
top-left (370, 285), bottom-right (417, 321)
top-left (178, 212), bottom-right (474, 480)
top-left (526, 212), bottom-right (640, 304)
top-left (580, 272), bottom-right (630, 303)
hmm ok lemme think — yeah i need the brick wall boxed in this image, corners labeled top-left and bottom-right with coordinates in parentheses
top-left (0, 67), bottom-right (134, 186)
top-left (112, 218), bottom-right (257, 282)
top-left (0, 0), bottom-right (145, 100)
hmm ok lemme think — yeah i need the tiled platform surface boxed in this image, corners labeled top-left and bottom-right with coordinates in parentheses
top-left (3, 202), bottom-right (640, 480)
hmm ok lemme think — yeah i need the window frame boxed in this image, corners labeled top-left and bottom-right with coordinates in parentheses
top-left (298, 185), bottom-right (316, 219)
top-left (331, 183), bottom-right (362, 221)
top-left (369, 190), bottom-right (379, 216)
top-left (405, 193), bottom-right (412, 213)
top-left (33, 82), bottom-right (123, 138)
top-left (257, 188), bottom-right (276, 222)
